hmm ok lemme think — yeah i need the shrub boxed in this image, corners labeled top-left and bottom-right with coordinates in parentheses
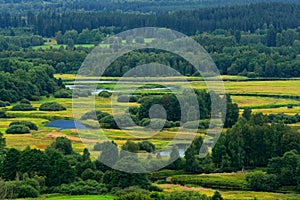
top-left (116, 192), bottom-right (152, 200)
top-left (128, 106), bottom-right (139, 115)
top-left (118, 95), bottom-right (138, 102)
top-left (140, 118), bottom-right (151, 126)
top-left (39, 102), bottom-right (66, 111)
top-left (58, 180), bottom-right (108, 195)
top-left (0, 100), bottom-right (10, 107)
top-left (0, 100), bottom-right (7, 107)
top-left (99, 115), bottom-right (118, 129)
top-left (81, 110), bottom-right (110, 120)
top-left (0, 110), bottom-right (7, 118)
top-left (9, 121), bottom-right (38, 130)
top-left (6, 125), bottom-right (30, 134)
top-left (166, 190), bottom-right (210, 200)
top-left (11, 104), bottom-right (36, 111)
top-left (17, 185), bottom-right (39, 198)
top-left (138, 141), bottom-right (156, 153)
top-left (149, 185), bottom-right (163, 192)
top-left (20, 99), bottom-right (31, 105)
top-left (54, 89), bottom-right (72, 98)
top-left (246, 171), bottom-right (279, 191)
top-left (98, 91), bottom-right (112, 98)
top-left (81, 168), bottom-right (95, 181)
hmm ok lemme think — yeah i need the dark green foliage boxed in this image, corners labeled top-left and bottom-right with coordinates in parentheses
top-left (0, 132), bottom-right (5, 149)
top-left (242, 107), bottom-right (252, 121)
top-left (267, 150), bottom-right (300, 186)
top-left (9, 121), bottom-right (38, 130)
top-left (212, 191), bottom-right (224, 200)
top-left (57, 180), bottom-right (108, 195)
top-left (39, 102), bottom-right (66, 111)
top-left (212, 113), bottom-right (300, 171)
top-left (121, 141), bottom-right (139, 158)
top-left (99, 115), bottom-right (118, 129)
top-left (81, 168), bottom-right (96, 181)
top-left (103, 168), bottom-right (151, 190)
top-left (268, 113), bottom-right (300, 124)
top-left (0, 110), bottom-right (7, 118)
top-left (116, 192), bottom-right (153, 200)
top-left (11, 103), bottom-right (36, 111)
top-left (16, 184), bottom-right (40, 198)
top-left (6, 125), bottom-right (30, 134)
top-left (5, 180), bottom-right (40, 198)
top-left (166, 190), bottom-right (210, 200)
top-left (20, 99), bottom-right (31, 105)
top-left (118, 95), bottom-right (139, 102)
top-left (45, 147), bottom-right (75, 187)
top-left (0, 100), bottom-right (10, 107)
top-left (54, 89), bottom-right (72, 98)
top-left (246, 171), bottom-right (279, 191)
top-left (98, 91), bottom-right (112, 98)
top-left (50, 137), bottom-right (73, 155)
top-left (18, 148), bottom-right (51, 177)
top-left (2, 148), bottom-right (21, 180)
top-left (0, 60), bottom-right (60, 103)
top-left (98, 141), bottom-right (119, 170)
top-left (81, 110), bottom-right (110, 120)
top-left (184, 137), bottom-right (203, 173)
top-left (224, 95), bottom-right (239, 128)
top-left (167, 146), bottom-right (182, 170)
top-left (138, 141), bottom-right (156, 153)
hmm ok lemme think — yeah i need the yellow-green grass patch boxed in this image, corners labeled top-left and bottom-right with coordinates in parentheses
top-left (231, 96), bottom-right (300, 108)
top-left (158, 184), bottom-right (300, 200)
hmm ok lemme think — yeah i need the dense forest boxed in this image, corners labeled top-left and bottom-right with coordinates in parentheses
top-left (1, 3), bottom-right (300, 36)
top-left (0, 0), bottom-right (300, 13)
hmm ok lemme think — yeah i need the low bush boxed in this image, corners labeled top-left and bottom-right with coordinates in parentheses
top-left (81, 110), bottom-right (110, 120)
top-left (99, 115), bottom-right (118, 129)
top-left (39, 102), bottom-right (66, 111)
top-left (20, 99), bottom-right (31, 105)
top-left (6, 125), bottom-right (30, 134)
top-left (11, 104), bottom-right (36, 111)
top-left (116, 192), bottom-right (152, 200)
top-left (0, 100), bottom-right (10, 107)
top-left (138, 141), bottom-right (156, 153)
top-left (9, 121), bottom-right (38, 130)
top-left (0, 110), bottom-right (7, 118)
top-left (57, 180), bottom-right (108, 195)
top-left (54, 89), bottom-right (72, 98)
top-left (5, 180), bottom-right (40, 198)
top-left (166, 190), bottom-right (210, 200)
top-left (98, 91), bottom-right (112, 98)
top-left (246, 171), bottom-right (279, 191)
top-left (118, 95), bottom-right (139, 102)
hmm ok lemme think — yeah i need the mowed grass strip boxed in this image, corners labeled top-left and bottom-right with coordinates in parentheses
top-left (231, 96), bottom-right (300, 109)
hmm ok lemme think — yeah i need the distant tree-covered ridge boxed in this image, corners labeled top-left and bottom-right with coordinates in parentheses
top-left (0, 0), bottom-right (299, 13)
top-left (0, 3), bottom-right (299, 36)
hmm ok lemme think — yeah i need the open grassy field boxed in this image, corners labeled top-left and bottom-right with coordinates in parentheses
top-left (158, 184), bottom-right (300, 200)
top-left (2, 75), bottom-right (300, 152)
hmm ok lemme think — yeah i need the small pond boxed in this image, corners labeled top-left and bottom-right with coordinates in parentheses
top-left (45, 120), bottom-right (87, 130)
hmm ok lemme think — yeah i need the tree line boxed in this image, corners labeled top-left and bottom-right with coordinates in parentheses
top-left (0, 3), bottom-right (300, 37)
